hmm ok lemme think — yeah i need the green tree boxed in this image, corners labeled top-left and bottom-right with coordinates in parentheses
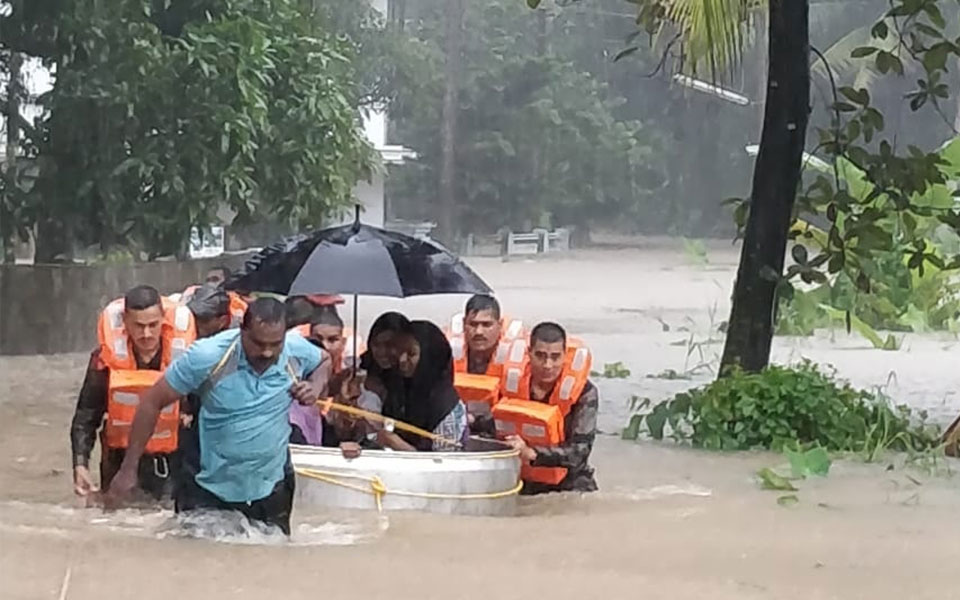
top-left (390, 0), bottom-right (671, 238)
top-left (610, 0), bottom-right (811, 372)
top-left (1, 0), bottom-right (375, 261)
top-left (608, 0), bottom-right (959, 372)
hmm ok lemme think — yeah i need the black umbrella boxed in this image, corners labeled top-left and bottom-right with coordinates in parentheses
top-left (227, 207), bottom-right (492, 361)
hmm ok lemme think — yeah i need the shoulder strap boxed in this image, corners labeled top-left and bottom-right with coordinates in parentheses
top-left (197, 338), bottom-right (239, 399)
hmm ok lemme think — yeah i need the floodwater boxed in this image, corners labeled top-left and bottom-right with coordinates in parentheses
top-left (2, 240), bottom-right (959, 600)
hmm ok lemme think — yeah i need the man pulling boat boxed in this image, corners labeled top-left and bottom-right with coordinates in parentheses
top-left (105, 298), bottom-right (331, 534)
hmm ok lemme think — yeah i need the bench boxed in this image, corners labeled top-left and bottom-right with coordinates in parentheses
top-left (386, 220), bottom-right (436, 241)
top-left (501, 228), bottom-right (570, 256)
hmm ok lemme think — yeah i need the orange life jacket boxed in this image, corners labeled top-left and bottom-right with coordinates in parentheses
top-left (493, 338), bottom-right (592, 485)
top-left (447, 313), bottom-right (523, 416)
top-left (104, 369), bottom-right (180, 454)
top-left (447, 312), bottom-right (525, 377)
top-left (97, 296), bottom-right (196, 454)
top-left (227, 293), bottom-right (248, 328)
top-left (176, 285), bottom-right (247, 328)
top-left (454, 372), bottom-right (501, 417)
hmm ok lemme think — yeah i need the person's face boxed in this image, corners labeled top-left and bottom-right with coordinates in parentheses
top-left (196, 315), bottom-right (230, 339)
top-left (205, 268), bottom-right (227, 286)
top-left (530, 339), bottom-right (565, 387)
top-left (464, 309), bottom-right (501, 354)
top-left (397, 334), bottom-right (421, 378)
top-left (312, 324), bottom-right (345, 357)
top-left (123, 305), bottom-right (165, 357)
top-left (241, 320), bottom-right (286, 374)
top-left (370, 330), bottom-right (399, 369)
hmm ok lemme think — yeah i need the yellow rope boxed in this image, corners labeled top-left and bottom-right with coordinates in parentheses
top-left (296, 467), bottom-right (523, 513)
top-left (317, 398), bottom-right (462, 449)
top-left (285, 361), bottom-right (462, 449)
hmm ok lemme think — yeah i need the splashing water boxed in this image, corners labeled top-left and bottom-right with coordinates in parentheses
top-left (156, 509), bottom-right (387, 546)
top-left (0, 500), bottom-right (388, 547)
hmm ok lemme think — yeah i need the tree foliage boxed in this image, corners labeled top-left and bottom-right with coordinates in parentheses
top-left (389, 0), bottom-right (671, 237)
top-left (772, 0), bottom-right (960, 339)
top-left (612, 0), bottom-right (960, 356)
top-left (1, 0), bottom-right (376, 261)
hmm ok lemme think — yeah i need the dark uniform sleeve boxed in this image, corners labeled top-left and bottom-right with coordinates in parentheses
top-left (530, 382), bottom-right (599, 470)
top-left (69, 350), bottom-right (109, 467)
top-left (470, 414), bottom-right (496, 437)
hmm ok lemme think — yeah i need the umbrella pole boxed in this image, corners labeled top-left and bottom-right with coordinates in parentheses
top-left (352, 293), bottom-right (359, 370)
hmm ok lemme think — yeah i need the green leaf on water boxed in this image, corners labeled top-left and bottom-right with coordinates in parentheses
top-left (645, 407), bottom-right (669, 440)
top-left (622, 414), bottom-right (643, 441)
top-left (757, 468), bottom-right (798, 491)
top-left (777, 494), bottom-right (800, 507)
top-left (785, 446), bottom-right (832, 478)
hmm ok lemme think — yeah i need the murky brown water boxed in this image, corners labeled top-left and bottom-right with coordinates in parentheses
top-left (2, 242), bottom-right (959, 600)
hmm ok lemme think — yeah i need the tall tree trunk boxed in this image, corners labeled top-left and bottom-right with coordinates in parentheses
top-left (719, 0), bottom-right (810, 374)
top-left (2, 51), bottom-right (23, 263)
top-left (530, 8), bottom-right (546, 226)
top-left (438, 0), bottom-right (464, 247)
top-left (754, 9), bottom-right (768, 138)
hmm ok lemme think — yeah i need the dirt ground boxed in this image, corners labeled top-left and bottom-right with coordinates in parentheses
top-left (2, 241), bottom-right (959, 600)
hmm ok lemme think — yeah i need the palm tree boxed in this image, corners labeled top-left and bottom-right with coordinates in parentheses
top-left (719, 0), bottom-right (810, 373)
top-left (632, 0), bottom-right (811, 373)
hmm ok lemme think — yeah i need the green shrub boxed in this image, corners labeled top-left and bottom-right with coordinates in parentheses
top-left (776, 250), bottom-right (960, 340)
top-left (625, 362), bottom-right (941, 454)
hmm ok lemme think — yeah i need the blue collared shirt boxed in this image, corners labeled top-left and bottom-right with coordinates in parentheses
top-left (165, 328), bottom-right (322, 503)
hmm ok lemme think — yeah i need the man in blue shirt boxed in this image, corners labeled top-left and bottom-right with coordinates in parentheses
top-left (105, 298), bottom-right (330, 534)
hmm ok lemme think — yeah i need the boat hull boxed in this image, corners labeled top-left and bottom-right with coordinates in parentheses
top-left (292, 438), bottom-right (521, 516)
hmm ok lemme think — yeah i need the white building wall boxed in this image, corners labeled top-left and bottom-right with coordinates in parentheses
top-left (354, 172), bottom-right (386, 228)
top-left (350, 0), bottom-right (393, 228)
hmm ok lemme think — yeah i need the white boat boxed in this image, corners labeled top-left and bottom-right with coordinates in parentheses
top-left (292, 438), bottom-right (522, 516)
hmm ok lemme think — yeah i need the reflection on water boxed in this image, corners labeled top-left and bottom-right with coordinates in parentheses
top-left (0, 500), bottom-right (388, 547)
top-left (513, 481), bottom-right (714, 517)
top-left (617, 483), bottom-right (713, 501)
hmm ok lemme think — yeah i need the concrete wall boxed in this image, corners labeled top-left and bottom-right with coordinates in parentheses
top-left (0, 257), bottom-right (248, 356)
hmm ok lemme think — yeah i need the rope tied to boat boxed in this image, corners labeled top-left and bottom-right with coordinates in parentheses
top-left (296, 467), bottom-right (524, 513)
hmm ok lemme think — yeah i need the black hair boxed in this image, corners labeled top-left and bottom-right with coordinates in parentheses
top-left (187, 283), bottom-right (230, 320)
top-left (315, 305), bottom-right (344, 329)
top-left (206, 265), bottom-right (231, 281)
top-left (530, 321), bottom-right (566, 346)
top-left (284, 295), bottom-right (316, 329)
top-left (465, 294), bottom-right (501, 320)
top-left (124, 285), bottom-right (162, 312)
top-left (243, 297), bottom-right (286, 329)
top-left (368, 311), bottom-right (413, 341)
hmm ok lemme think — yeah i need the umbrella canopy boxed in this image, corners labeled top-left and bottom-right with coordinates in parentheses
top-left (227, 220), bottom-right (492, 298)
